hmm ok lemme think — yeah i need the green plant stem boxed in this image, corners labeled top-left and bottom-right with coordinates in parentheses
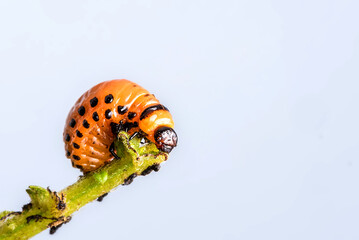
top-left (0, 132), bottom-right (168, 240)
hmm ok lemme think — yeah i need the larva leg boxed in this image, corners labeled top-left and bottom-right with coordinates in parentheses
top-left (109, 142), bottom-right (120, 159)
top-left (129, 131), bottom-right (140, 140)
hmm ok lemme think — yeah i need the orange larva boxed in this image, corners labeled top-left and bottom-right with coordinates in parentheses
top-left (63, 79), bottom-right (177, 172)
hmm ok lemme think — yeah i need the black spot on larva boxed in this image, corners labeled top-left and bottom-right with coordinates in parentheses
top-left (73, 143), bottom-right (80, 149)
top-left (66, 151), bottom-right (71, 157)
top-left (69, 119), bottom-right (76, 128)
top-left (117, 105), bottom-right (128, 115)
top-left (76, 130), bottom-right (83, 138)
top-left (144, 94), bottom-right (150, 97)
top-left (73, 155), bottom-right (81, 160)
top-left (65, 134), bottom-right (70, 142)
top-left (78, 106), bottom-right (85, 116)
top-left (128, 112), bottom-right (137, 120)
top-left (105, 109), bottom-right (112, 119)
top-left (90, 97), bottom-right (98, 107)
top-left (123, 173), bottom-right (137, 185)
top-left (83, 119), bottom-right (90, 128)
top-left (105, 94), bottom-right (113, 104)
top-left (71, 161), bottom-right (75, 167)
top-left (133, 84), bottom-right (137, 87)
top-left (92, 112), bottom-right (99, 122)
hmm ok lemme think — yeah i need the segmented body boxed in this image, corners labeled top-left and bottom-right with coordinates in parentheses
top-left (63, 79), bottom-right (174, 172)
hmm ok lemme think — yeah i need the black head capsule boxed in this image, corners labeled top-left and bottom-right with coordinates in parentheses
top-left (154, 127), bottom-right (178, 153)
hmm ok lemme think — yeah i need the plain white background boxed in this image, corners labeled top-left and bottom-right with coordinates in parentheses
top-left (0, 1), bottom-right (358, 239)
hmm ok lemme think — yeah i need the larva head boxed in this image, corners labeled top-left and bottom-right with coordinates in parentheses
top-left (154, 126), bottom-right (178, 153)
top-left (139, 106), bottom-right (177, 153)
